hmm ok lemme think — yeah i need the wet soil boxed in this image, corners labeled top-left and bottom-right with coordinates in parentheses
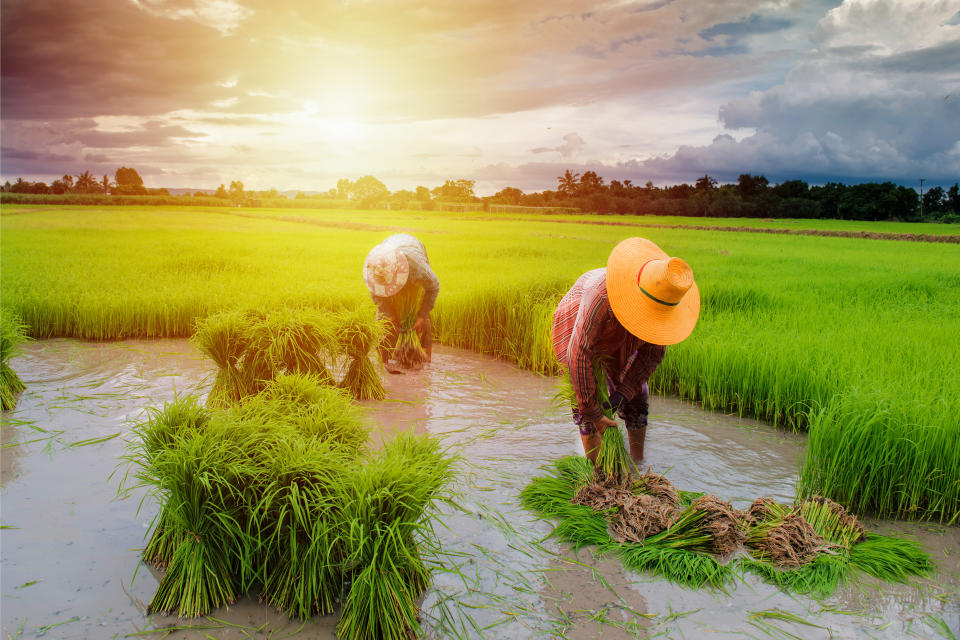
top-left (1, 340), bottom-right (957, 639)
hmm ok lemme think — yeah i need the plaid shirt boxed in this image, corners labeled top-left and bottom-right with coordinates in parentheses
top-left (552, 268), bottom-right (665, 425)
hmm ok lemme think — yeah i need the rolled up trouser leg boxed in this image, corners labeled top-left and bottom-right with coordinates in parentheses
top-left (619, 382), bottom-right (649, 459)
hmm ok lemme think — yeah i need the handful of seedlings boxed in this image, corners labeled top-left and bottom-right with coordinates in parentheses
top-left (192, 307), bottom-right (385, 404)
top-left (522, 455), bottom-right (933, 596)
top-left (124, 373), bottom-right (455, 639)
top-left (0, 308), bottom-right (29, 410)
top-left (391, 285), bottom-right (428, 369)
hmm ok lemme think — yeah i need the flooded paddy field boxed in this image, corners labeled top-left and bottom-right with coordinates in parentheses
top-left (1, 340), bottom-right (957, 639)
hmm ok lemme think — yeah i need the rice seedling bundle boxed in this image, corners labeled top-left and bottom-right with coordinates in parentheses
top-left (391, 284), bottom-right (428, 369)
top-left (192, 307), bottom-right (384, 405)
top-left (336, 309), bottom-right (386, 400)
top-left (522, 458), bottom-right (933, 596)
top-left (0, 308), bottom-right (29, 410)
top-left (124, 374), bottom-right (455, 630)
top-left (337, 433), bottom-right (457, 640)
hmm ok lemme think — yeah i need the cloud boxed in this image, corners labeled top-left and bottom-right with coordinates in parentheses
top-left (627, 0), bottom-right (960, 184)
top-left (531, 133), bottom-right (586, 160)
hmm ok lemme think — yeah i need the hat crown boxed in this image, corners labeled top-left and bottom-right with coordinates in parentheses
top-left (638, 257), bottom-right (693, 305)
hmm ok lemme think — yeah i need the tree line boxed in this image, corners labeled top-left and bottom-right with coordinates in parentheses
top-left (505, 171), bottom-right (959, 223)
top-left (3, 166), bottom-right (958, 222)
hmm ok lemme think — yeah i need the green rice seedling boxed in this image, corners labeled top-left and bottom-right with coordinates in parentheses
top-left (257, 437), bottom-right (351, 618)
top-left (0, 308), bottom-right (29, 410)
top-left (243, 306), bottom-right (338, 383)
top-left (191, 309), bottom-right (261, 406)
top-left (238, 373), bottom-right (370, 455)
top-left (615, 543), bottom-right (732, 590)
top-left (554, 454), bottom-right (594, 489)
top-left (595, 427), bottom-right (633, 479)
top-left (848, 533), bottom-right (934, 583)
top-left (144, 420), bottom-right (248, 616)
top-left (391, 284), bottom-right (428, 369)
top-left (337, 433), bottom-right (456, 640)
top-left (336, 309), bottom-right (385, 400)
top-left (738, 554), bottom-right (850, 600)
top-left (799, 496), bottom-right (866, 549)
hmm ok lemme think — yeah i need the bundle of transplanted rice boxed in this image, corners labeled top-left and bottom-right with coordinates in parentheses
top-left (1, 308), bottom-right (29, 410)
top-left (554, 358), bottom-right (633, 479)
top-left (391, 284), bottom-right (428, 369)
top-left (192, 307), bottom-right (365, 406)
top-left (522, 460), bottom-right (932, 595)
top-left (337, 433), bottom-right (457, 640)
top-left (124, 373), bottom-right (457, 630)
top-left (521, 456), bottom-right (734, 589)
top-left (740, 496), bottom-right (933, 598)
top-left (336, 309), bottom-right (386, 400)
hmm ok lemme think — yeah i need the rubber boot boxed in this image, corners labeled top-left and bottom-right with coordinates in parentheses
top-left (580, 432), bottom-right (602, 464)
top-left (627, 426), bottom-right (647, 461)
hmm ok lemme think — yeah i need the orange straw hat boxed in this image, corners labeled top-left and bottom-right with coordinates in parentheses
top-left (606, 237), bottom-right (700, 345)
top-left (363, 244), bottom-right (409, 297)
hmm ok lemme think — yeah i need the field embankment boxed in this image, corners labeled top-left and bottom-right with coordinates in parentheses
top-left (2, 204), bottom-right (958, 522)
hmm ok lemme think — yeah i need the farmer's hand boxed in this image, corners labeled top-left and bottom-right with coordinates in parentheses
top-left (601, 392), bottom-right (626, 416)
top-left (596, 416), bottom-right (617, 433)
top-left (413, 316), bottom-right (426, 332)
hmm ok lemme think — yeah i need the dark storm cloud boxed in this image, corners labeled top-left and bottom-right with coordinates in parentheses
top-left (699, 14), bottom-right (794, 42)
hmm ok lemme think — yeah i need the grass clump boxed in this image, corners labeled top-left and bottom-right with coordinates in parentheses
top-left (1, 308), bottom-right (29, 410)
top-left (123, 374), bottom-right (455, 632)
top-left (391, 285), bottom-right (428, 369)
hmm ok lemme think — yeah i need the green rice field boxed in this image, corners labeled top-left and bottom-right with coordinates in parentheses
top-left (2, 204), bottom-right (959, 522)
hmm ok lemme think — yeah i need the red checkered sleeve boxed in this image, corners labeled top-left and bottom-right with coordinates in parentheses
top-left (552, 269), bottom-right (608, 424)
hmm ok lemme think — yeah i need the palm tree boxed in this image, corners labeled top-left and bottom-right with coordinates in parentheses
top-left (74, 170), bottom-right (97, 193)
top-left (557, 170), bottom-right (580, 196)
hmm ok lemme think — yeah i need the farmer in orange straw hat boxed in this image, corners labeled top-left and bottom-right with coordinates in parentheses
top-left (552, 237), bottom-right (700, 463)
top-left (363, 233), bottom-right (439, 371)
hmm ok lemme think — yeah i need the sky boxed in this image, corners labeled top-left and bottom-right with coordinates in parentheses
top-left (2, 0), bottom-right (959, 195)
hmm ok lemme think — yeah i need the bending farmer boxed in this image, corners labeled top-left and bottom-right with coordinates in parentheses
top-left (552, 237), bottom-right (700, 463)
top-left (363, 233), bottom-right (439, 371)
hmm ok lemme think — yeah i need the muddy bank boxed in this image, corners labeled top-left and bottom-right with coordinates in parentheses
top-left (1, 340), bottom-right (957, 639)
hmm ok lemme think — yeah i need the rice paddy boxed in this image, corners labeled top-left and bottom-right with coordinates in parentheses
top-left (2, 339), bottom-right (956, 639)
top-left (1, 203), bottom-right (958, 525)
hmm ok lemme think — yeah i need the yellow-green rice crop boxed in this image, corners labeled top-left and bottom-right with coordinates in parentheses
top-left (5, 204), bottom-right (959, 521)
top-left (0, 307), bottom-right (29, 409)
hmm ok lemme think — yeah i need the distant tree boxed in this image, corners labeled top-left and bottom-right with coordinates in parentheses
top-left (694, 174), bottom-right (718, 193)
top-left (492, 187), bottom-right (524, 204)
top-left (74, 170), bottom-right (99, 193)
top-left (432, 179), bottom-right (475, 203)
top-left (351, 175), bottom-right (389, 206)
top-left (101, 175), bottom-right (110, 194)
top-left (336, 178), bottom-right (353, 199)
top-left (737, 174), bottom-right (768, 199)
top-left (50, 177), bottom-right (71, 194)
top-left (922, 186), bottom-right (945, 217)
top-left (708, 195), bottom-right (742, 218)
top-left (228, 180), bottom-right (244, 201)
top-left (214, 184), bottom-right (229, 199)
top-left (773, 179), bottom-right (809, 200)
top-left (115, 166), bottom-right (144, 187)
top-left (577, 171), bottom-right (604, 196)
top-left (557, 170), bottom-right (580, 196)
top-left (947, 183), bottom-right (960, 214)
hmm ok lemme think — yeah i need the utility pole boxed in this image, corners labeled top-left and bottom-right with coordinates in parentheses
top-left (920, 178), bottom-right (925, 219)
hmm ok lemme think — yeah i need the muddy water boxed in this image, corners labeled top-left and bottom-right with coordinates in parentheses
top-left (1, 340), bottom-right (957, 639)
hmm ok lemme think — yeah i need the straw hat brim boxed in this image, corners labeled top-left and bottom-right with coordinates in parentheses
top-left (606, 238), bottom-right (700, 346)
